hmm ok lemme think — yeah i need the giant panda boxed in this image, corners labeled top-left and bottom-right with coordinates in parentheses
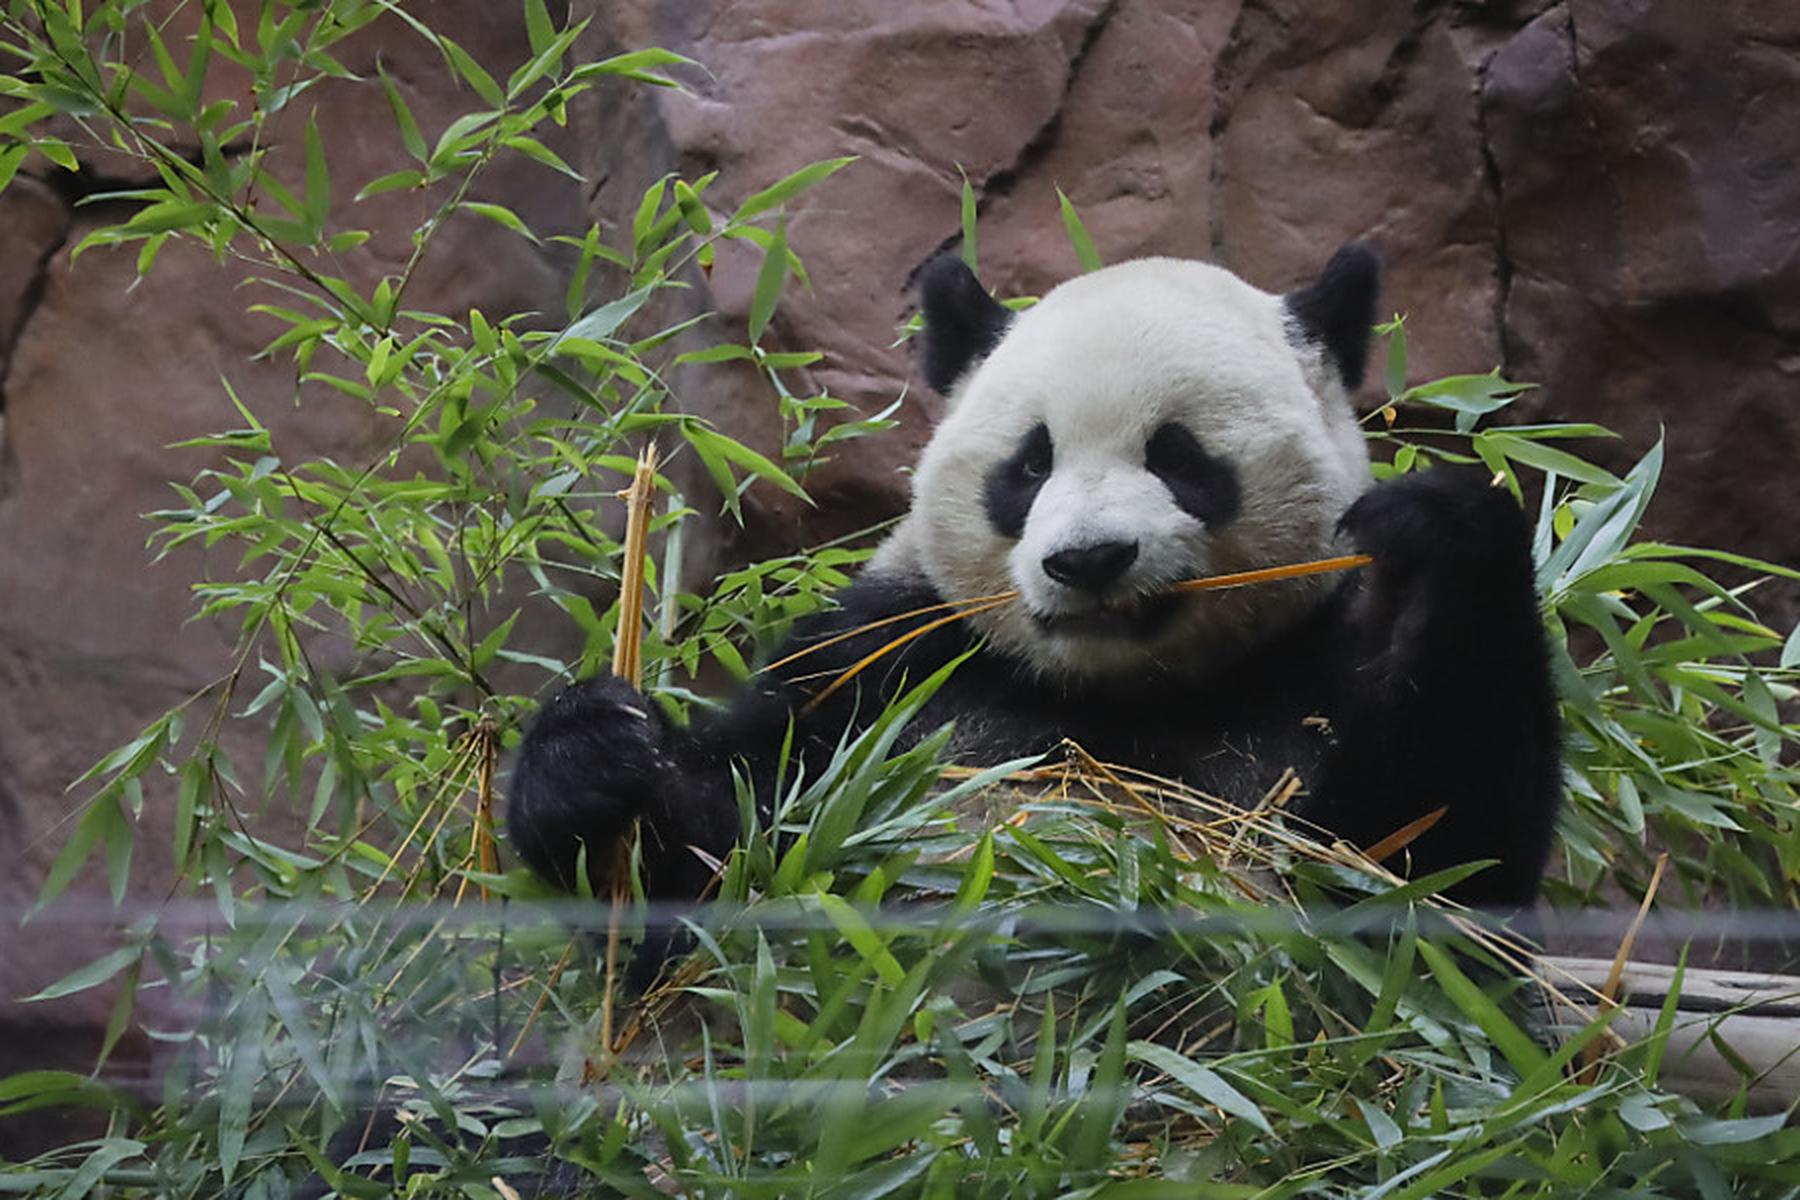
top-left (507, 243), bottom-right (1562, 940)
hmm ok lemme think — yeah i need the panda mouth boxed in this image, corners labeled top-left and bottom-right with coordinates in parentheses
top-left (1032, 592), bottom-right (1186, 639)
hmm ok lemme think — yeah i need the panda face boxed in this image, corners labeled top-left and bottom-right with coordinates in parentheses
top-left (900, 254), bottom-right (1375, 679)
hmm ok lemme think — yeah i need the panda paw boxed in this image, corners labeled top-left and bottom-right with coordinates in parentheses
top-left (1338, 468), bottom-right (1532, 591)
top-left (507, 675), bottom-right (672, 891)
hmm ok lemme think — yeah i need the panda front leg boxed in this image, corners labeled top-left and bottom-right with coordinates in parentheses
top-left (508, 573), bottom-right (952, 900)
top-left (508, 675), bottom-right (741, 903)
top-left (1302, 468), bottom-right (1562, 908)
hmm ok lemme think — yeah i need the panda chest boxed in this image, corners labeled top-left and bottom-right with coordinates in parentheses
top-left (931, 658), bottom-right (1340, 808)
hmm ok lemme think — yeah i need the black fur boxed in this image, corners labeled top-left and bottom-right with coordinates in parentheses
top-left (1285, 242), bottom-right (1381, 390)
top-left (982, 422), bottom-right (1053, 538)
top-left (919, 254), bottom-right (1012, 394)
top-left (511, 469), bottom-right (1560, 924)
top-left (1144, 421), bottom-right (1242, 526)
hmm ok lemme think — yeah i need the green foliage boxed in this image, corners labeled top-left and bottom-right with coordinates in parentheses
top-left (1369, 318), bottom-right (1800, 912)
top-left (1, 0), bottom-right (881, 922)
top-left (3, 3), bottom-right (1798, 1197)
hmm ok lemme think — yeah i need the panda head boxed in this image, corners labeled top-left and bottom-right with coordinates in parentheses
top-left (895, 244), bottom-right (1379, 680)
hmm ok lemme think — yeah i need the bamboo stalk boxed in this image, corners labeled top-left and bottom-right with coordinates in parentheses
top-left (761, 588), bottom-right (1020, 676)
top-left (611, 444), bottom-right (660, 688)
top-left (594, 443), bottom-right (660, 1078)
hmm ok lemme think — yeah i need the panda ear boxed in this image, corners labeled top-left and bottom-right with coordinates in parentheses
top-left (918, 254), bottom-right (1012, 395)
top-left (1284, 242), bottom-right (1380, 391)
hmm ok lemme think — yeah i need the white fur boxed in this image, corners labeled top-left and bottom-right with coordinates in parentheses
top-left (875, 257), bottom-right (1371, 679)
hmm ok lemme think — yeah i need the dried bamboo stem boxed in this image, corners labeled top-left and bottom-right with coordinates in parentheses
top-left (1167, 554), bottom-right (1373, 593)
top-left (453, 719), bottom-right (500, 906)
top-left (775, 554), bottom-right (1373, 704)
top-left (595, 443), bottom-right (660, 1078)
top-left (1575, 852), bottom-right (1668, 1083)
top-left (611, 444), bottom-right (660, 688)
top-left (799, 596), bottom-right (1013, 713)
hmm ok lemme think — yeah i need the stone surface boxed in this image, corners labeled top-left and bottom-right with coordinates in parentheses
top-left (1483, 0), bottom-right (1800, 571)
top-left (576, 0), bottom-right (1800, 599)
top-left (3, 0), bottom-right (1798, 1152)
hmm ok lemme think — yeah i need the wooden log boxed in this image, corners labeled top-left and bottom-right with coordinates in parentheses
top-left (1537, 954), bottom-right (1800, 1112)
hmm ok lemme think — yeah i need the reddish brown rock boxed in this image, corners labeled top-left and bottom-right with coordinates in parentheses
top-left (0, 176), bottom-right (69, 384)
top-left (1483, 0), bottom-right (1800, 573)
top-left (1212, 5), bottom-right (1504, 382)
top-left (580, 0), bottom-right (1800, 596)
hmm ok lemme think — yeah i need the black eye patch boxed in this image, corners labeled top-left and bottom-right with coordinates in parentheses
top-left (983, 422), bottom-right (1052, 539)
top-left (1145, 422), bottom-right (1240, 526)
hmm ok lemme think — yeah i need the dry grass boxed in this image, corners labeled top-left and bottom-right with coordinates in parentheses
top-left (780, 553), bottom-right (1374, 711)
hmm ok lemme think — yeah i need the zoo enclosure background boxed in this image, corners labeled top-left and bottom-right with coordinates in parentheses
top-left (1, 0), bottom-right (1796, 1144)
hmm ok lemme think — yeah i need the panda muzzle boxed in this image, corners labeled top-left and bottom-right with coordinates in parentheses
top-left (1040, 540), bottom-right (1139, 592)
top-left (1032, 590), bottom-right (1184, 639)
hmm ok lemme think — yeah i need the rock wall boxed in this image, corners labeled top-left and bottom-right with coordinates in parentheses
top-left (579, 0), bottom-right (1800, 580)
top-left (1, 0), bottom-right (1795, 1150)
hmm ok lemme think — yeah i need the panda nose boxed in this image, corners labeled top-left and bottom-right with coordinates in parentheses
top-left (1041, 541), bottom-right (1139, 592)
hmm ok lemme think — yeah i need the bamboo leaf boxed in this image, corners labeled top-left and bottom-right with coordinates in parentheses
top-left (1057, 187), bottom-right (1102, 272)
top-left (51, 1138), bottom-right (146, 1200)
top-left (442, 37), bottom-right (504, 106)
top-left (0, 144), bottom-right (28, 196)
top-left (1477, 430), bottom-right (1621, 487)
top-left (632, 175), bottom-right (668, 256)
top-left (504, 134), bottom-right (581, 178)
top-left (98, 960), bottom-right (142, 1066)
top-left (558, 284), bottom-right (654, 345)
top-left (959, 167), bottom-right (978, 270)
top-left (430, 109), bottom-right (500, 166)
top-left (1418, 940), bottom-right (1547, 1078)
top-left (507, 22), bottom-right (585, 99)
top-left (33, 800), bottom-right (109, 912)
top-left (217, 995), bottom-right (265, 1183)
top-left (569, 47), bottom-right (697, 87)
top-left (182, 11), bottom-right (213, 112)
top-left (1071, 1002), bottom-right (1129, 1164)
top-left (748, 218), bottom-right (787, 344)
top-left (523, 0), bottom-right (556, 54)
top-left (377, 62), bottom-right (426, 162)
top-left (1642, 947), bottom-right (1687, 1087)
top-left (732, 156), bottom-right (855, 223)
top-left (682, 423), bottom-right (810, 504)
top-left (1128, 1041), bottom-right (1271, 1134)
top-left (23, 942), bottom-right (144, 1003)
top-left (456, 200), bottom-right (540, 243)
top-left (814, 893), bottom-right (905, 986)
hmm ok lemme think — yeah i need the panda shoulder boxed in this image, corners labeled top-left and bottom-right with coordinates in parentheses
top-left (830, 552), bottom-right (940, 640)
top-left (769, 519), bottom-right (949, 674)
